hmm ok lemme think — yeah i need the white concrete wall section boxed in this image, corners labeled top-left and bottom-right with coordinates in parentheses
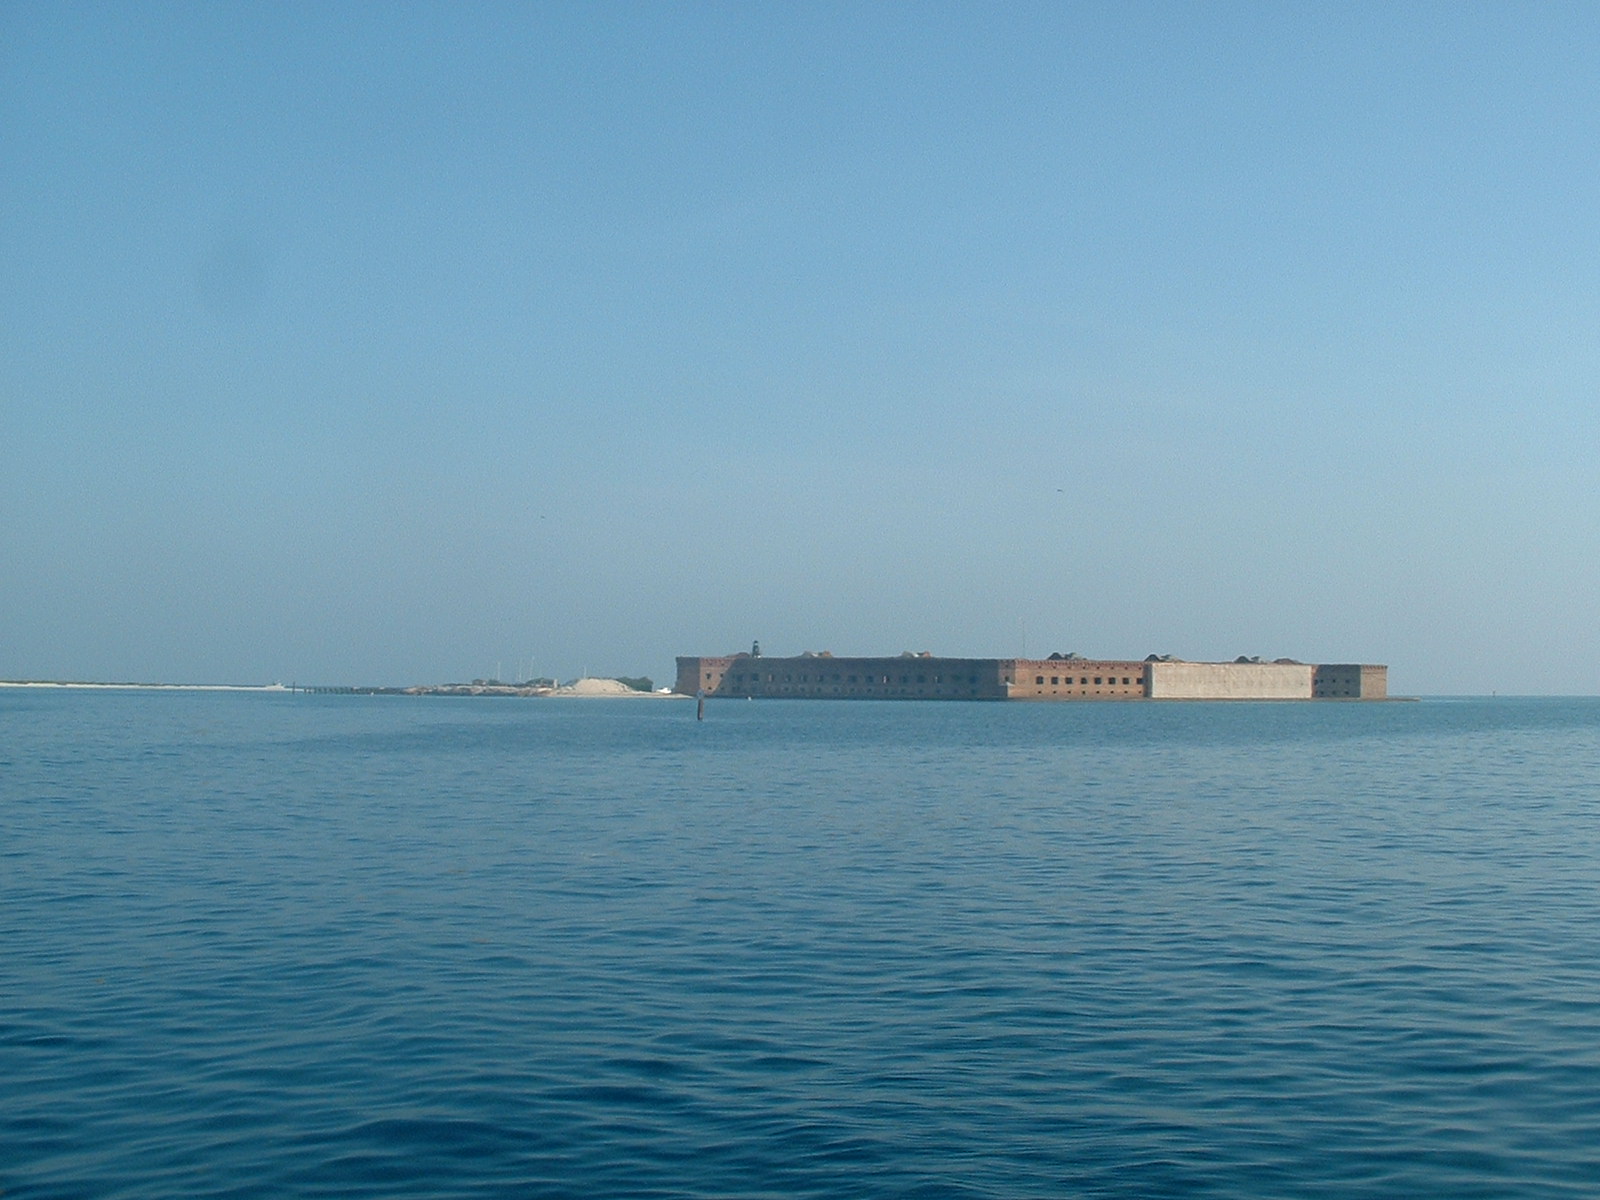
top-left (1148, 662), bottom-right (1314, 699)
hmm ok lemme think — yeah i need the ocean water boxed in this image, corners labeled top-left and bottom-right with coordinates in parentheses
top-left (6, 691), bottom-right (1600, 1199)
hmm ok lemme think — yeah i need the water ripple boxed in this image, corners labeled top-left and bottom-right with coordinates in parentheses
top-left (6, 693), bottom-right (1600, 1196)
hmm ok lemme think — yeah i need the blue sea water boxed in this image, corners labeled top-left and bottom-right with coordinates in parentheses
top-left (5, 691), bottom-right (1600, 1199)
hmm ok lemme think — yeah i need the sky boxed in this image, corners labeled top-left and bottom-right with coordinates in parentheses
top-left (4, 1), bottom-right (1599, 693)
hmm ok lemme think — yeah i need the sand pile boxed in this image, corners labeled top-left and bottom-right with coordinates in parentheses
top-left (551, 677), bottom-right (650, 697)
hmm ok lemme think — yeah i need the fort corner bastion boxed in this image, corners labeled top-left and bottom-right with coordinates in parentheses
top-left (675, 650), bottom-right (1387, 702)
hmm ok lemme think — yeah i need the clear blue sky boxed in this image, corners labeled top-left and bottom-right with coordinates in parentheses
top-left (5, 2), bottom-right (1598, 693)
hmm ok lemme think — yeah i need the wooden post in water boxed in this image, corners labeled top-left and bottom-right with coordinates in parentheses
top-left (696, 689), bottom-right (705, 721)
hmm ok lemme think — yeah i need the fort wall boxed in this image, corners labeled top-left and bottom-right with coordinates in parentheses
top-left (676, 654), bottom-right (1388, 702)
top-left (1003, 660), bottom-right (1148, 700)
top-left (676, 654), bottom-right (1008, 700)
top-left (1312, 664), bottom-right (1388, 699)
top-left (1148, 661), bottom-right (1313, 700)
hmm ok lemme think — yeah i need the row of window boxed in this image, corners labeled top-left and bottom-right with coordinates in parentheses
top-left (717, 672), bottom-right (983, 686)
top-left (744, 686), bottom-right (979, 694)
top-left (1034, 675), bottom-right (1137, 686)
top-left (698, 681), bottom-right (983, 697)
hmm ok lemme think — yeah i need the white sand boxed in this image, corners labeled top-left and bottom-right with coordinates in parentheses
top-left (550, 677), bottom-right (684, 698)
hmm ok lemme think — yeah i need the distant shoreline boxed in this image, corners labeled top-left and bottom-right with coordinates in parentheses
top-left (0, 679), bottom-right (687, 698)
top-left (0, 681), bottom-right (291, 692)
